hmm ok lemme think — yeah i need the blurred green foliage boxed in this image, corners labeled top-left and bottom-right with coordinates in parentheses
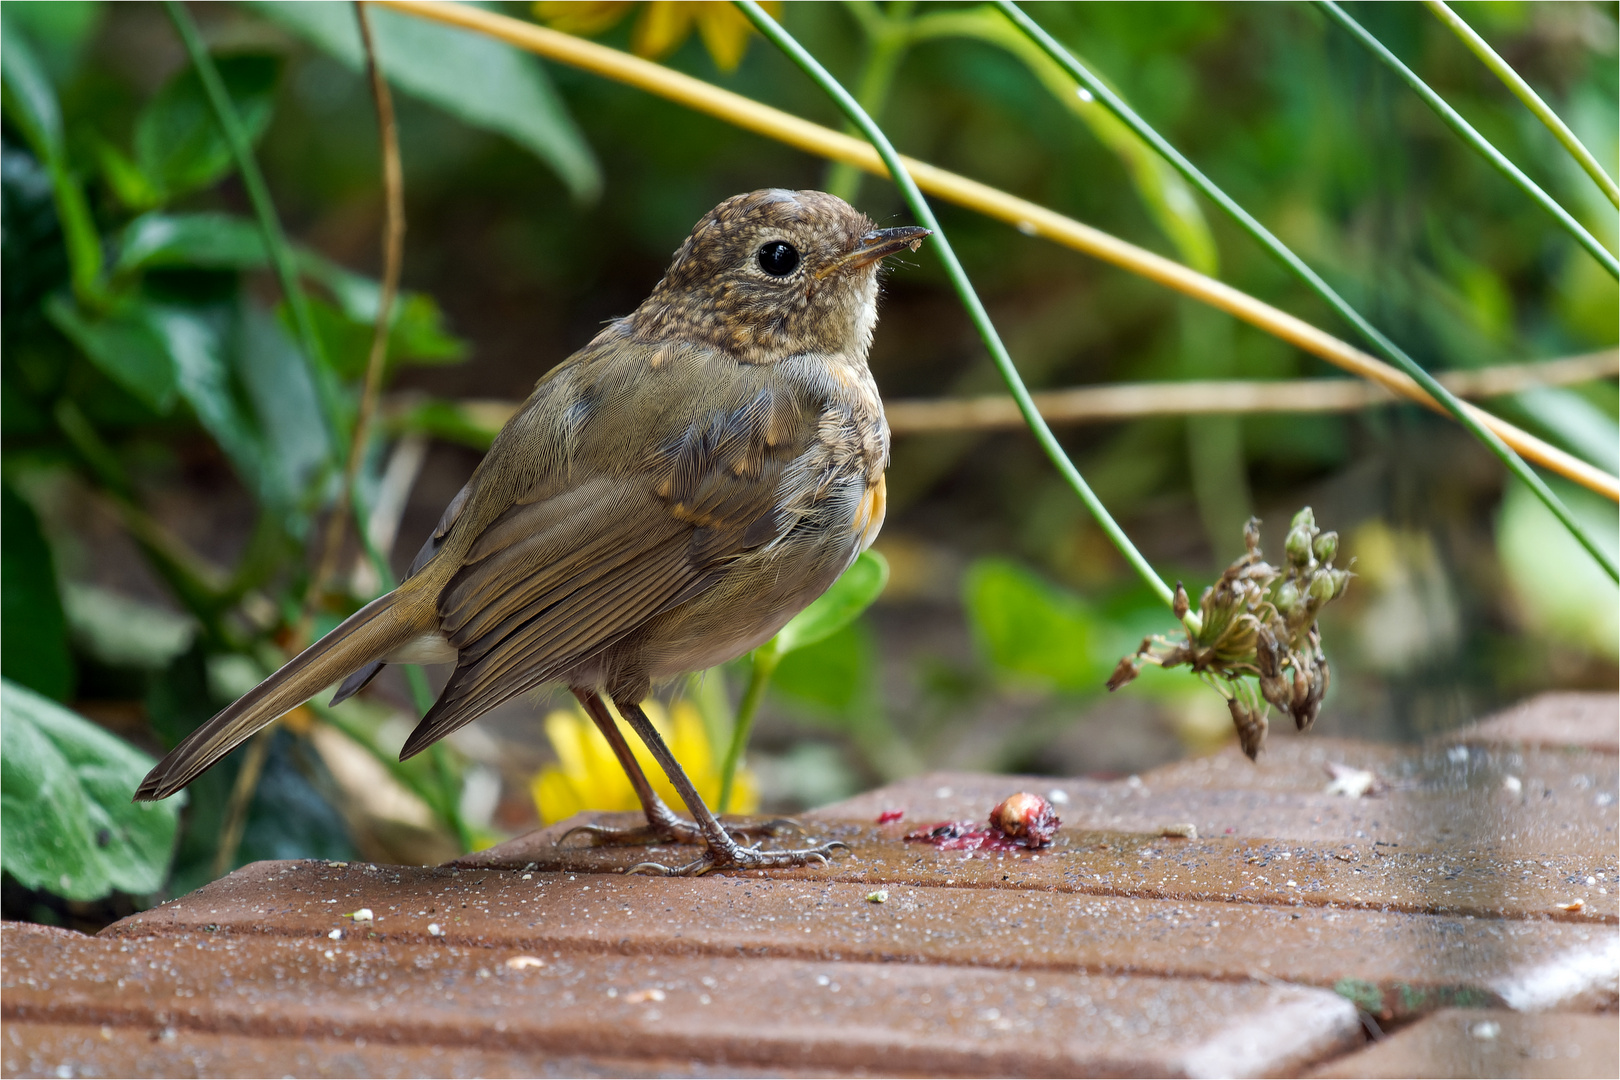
top-left (0, 1), bottom-right (1614, 922)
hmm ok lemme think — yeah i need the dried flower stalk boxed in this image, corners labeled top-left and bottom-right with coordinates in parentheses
top-left (1109, 509), bottom-right (1352, 759)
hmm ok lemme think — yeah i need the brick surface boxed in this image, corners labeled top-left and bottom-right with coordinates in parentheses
top-left (1307, 1008), bottom-right (1620, 1079)
top-left (109, 860), bottom-right (1618, 1020)
top-left (460, 813), bottom-right (1617, 923)
top-left (3, 922), bottom-right (1360, 1078)
top-left (5, 692), bottom-right (1616, 1078)
top-left (1453, 692), bottom-right (1619, 754)
top-left (2, 1021), bottom-right (823, 1079)
top-left (808, 740), bottom-right (1617, 859)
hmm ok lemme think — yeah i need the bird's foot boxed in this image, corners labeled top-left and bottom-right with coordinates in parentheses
top-left (560, 815), bottom-right (802, 849)
top-left (626, 838), bottom-right (848, 877)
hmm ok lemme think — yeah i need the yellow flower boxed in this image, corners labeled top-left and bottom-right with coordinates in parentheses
top-left (533, 1), bottom-right (780, 73)
top-left (530, 696), bottom-right (758, 824)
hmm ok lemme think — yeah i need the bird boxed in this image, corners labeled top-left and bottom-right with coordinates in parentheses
top-left (135, 188), bottom-right (928, 876)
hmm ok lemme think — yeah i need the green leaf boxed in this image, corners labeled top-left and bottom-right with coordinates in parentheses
top-left (0, 679), bottom-right (182, 901)
top-left (388, 293), bottom-right (469, 365)
top-left (298, 293), bottom-right (375, 380)
top-left (114, 212), bottom-right (269, 275)
top-left (963, 557), bottom-right (1104, 693)
top-left (233, 303), bottom-right (332, 511)
top-left (0, 18), bottom-right (64, 153)
top-left (1497, 479), bottom-right (1619, 661)
top-left (46, 295), bottom-right (180, 412)
top-left (1513, 387), bottom-right (1620, 476)
top-left (54, 294), bottom-right (307, 511)
top-left (247, 1), bottom-right (601, 201)
top-left (115, 214), bottom-right (468, 369)
top-left (0, 1), bottom-right (103, 86)
top-left (134, 52), bottom-right (281, 200)
top-left (1, 21), bottom-right (102, 300)
top-left (147, 302), bottom-right (282, 511)
top-left (95, 138), bottom-right (164, 212)
top-left (771, 620), bottom-right (875, 722)
top-left (0, 486), bottom-right (74, 701)
top-left (774, 549), bottom-right (890, 655)
top-left (63, 583), bottom-right (196, 672)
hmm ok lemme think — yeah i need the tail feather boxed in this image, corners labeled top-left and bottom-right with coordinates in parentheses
top-left (329, 660), bottom-right (386, 707)
top-left (134, 591), bottom-right (425, 801)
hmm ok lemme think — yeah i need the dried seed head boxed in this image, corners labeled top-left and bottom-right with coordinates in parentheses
top-left (1105, 507), bottom-right (1347, 761)
top-left (1228, 696), bottom-right (1268, 761)
top-left (1243, 517), bottom-right (1262, 554)
top-left (1107, 654), bottom-right (1141, 692)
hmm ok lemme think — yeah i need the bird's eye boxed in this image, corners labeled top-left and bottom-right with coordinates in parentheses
top-left (756, 240), bottom-right (800, 277)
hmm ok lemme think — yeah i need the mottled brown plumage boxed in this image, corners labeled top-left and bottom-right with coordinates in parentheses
top-left (136, 189), bottom-right (926, 876)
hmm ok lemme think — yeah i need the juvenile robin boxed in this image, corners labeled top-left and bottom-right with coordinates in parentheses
top-left (136, 188), bottom-right (928, 876)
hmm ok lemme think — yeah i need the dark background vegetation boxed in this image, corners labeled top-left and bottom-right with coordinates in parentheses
top-left (2, 0), bottom-right (1615, 927)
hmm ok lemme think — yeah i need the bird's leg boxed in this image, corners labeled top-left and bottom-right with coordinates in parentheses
top-left (610, 696), bottom-right (846, 877)
top-left (557, 687), bottom-right (797, 848)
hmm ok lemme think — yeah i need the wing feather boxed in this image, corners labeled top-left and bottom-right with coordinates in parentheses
top-left (397, 349), bottom-right (824, 758)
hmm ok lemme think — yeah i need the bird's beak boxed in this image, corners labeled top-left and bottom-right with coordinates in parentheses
top-left (822, 226), bottom-right (931, 276)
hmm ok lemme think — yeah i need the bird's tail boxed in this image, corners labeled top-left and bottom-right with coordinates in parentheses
top-left (134, 590), bottom-right (427, 801)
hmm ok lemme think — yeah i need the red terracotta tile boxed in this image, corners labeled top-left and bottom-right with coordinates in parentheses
top-left (3, 922), bottom-right (1361, 1078)
top-left (1307, 1008), bottom-right (1619, 1079)
top-left (107, 860), bottom-right (1619, 1020)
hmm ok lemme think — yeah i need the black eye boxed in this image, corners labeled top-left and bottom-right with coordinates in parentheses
top-left (757, 240), bottom-right (800, 276)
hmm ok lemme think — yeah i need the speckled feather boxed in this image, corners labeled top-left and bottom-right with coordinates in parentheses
top-left (136, 189), bottom-right (919, 801)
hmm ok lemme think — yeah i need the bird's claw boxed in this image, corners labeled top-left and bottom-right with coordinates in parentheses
top-left (624, 839), bottom-right (846, 877)
top-left (560, 815), bottom-right (803, 849)
top-left (559, 821), bottom-right (701, 848)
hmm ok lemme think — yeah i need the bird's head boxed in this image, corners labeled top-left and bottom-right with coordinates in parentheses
top-left (629, 188), bottom-right (928, 364)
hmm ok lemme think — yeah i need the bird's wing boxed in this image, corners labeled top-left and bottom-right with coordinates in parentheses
top-left (398, 341), bottom-right (818, 758)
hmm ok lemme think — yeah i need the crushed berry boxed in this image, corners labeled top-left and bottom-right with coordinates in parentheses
top-left (904, 792), bottom-right (1059, 851)
top-left (877, 808), bottom-right (905, 824)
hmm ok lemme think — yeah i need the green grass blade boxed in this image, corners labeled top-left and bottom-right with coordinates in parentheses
top-left (1423, 0), bottom-right (1618, 209)
top-left (734, 0), bottom-right (1182, 616)
top-left (1317, 1), bottom-right (1616, 277)
top-left (163, 0), bottom-right (345, 449)
top-left (996, 1), bottom-right (1618, 584)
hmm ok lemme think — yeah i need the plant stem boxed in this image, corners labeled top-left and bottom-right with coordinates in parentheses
top-left (718, 641), bottom-right (778, 813)
top-left (369, 0), bottom-right (1616, 505)
top-left (169, 1), bottom-right (472, 855)
top-left (997, 0), bottom-right (1618, 582)
top-left (736, 0), bottom-right (1186, 621)
top-left (1316, 1), bottom-right (1616, 277)
top-left (211, 729), bottom-right (272, 878)
top-left (881, 349), bottom-right (1620, 432)
top-left (305, 0), bottom-right (409, 628)
top-left (1423, 0), bottom-right (1618, 209)
top-left (824, 3), bottom-right (914, 202)
top-left (162, 1), bottom-right (345, 449)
